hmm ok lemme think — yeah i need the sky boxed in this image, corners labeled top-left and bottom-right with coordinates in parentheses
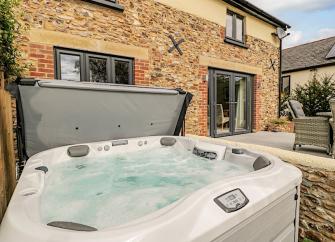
top-left (248, 0), bottom-right (335, 49)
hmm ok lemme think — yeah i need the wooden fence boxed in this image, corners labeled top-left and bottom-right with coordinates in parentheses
top-left (0, 72), bottom-right (16, 222)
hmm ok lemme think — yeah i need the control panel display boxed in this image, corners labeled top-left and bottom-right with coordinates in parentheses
top-left (214, 189), bottom-right (249, 213)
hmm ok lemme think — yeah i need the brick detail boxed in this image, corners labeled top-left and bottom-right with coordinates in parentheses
top-left (27, 43), bottom-right (54, 79)
top-left (220, 26), bottom-right (225, 40)
top-left (253, 74), bottom-right (262, 131)
top-left (134, 59), bottom-right (150, 86)
top-left (198, 66), bottom-right (208, 136)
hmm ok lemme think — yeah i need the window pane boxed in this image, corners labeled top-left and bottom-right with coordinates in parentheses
top-left (115, 60), bottom-right (130, 84)
top-left (89, 57), bottom-right (108, 83)
top-left (60, 54), bottom-right (81, 81)
top-left (216, 74), bottom-right (230, 135)
top-left (226, 13), bottom-right (233, 38)
top-left (234, 76), bottom-right (247, 130)
top-left (282, 77), bottom-right (290, 94)
top-left (236, 16), bottom-right (243, 42)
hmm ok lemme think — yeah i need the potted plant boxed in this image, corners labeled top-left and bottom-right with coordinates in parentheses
top-left (266, 118), bottom-right (290, 132)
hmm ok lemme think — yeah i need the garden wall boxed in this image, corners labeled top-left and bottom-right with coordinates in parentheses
top-left (0, 72), bottom-right (16, 222)
top-left (191, 135), bottom-right (335, 242)
top-left (297, 164), bottom-right (335, 241)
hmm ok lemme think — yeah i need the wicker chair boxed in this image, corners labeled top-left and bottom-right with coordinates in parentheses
top-left (329, 99), bottom-right (335, 158)
top-left (286, 100), bottom-right (331, 153)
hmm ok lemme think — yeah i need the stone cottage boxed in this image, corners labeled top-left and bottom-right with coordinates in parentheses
top-left (19, 0), bottom-right (289, 137)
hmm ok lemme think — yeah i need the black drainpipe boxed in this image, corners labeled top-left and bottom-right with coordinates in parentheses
top-left (278, 38), bottom-right (283, 118)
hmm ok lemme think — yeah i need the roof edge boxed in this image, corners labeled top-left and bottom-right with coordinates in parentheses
top-left (282, 62), bottom-right (335, 73)
top-left (283, 36), bottom-right (335, 51)
top-left (223, 0), bottom-right (290, 29)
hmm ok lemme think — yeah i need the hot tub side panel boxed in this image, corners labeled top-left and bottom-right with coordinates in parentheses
top-left (212, 188), bottom-right (299, 242)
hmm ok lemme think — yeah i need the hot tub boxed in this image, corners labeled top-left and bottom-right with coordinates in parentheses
top-left (0, 136), bottom-right (302, 242)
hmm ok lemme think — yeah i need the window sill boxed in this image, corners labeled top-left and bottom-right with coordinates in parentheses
top-left (224, 38), bottom-right (248, 49)
top-left (83, 0), bottom-right (124, 11)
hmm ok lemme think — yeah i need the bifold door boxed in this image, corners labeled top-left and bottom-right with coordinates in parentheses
top-left (209, 70), bottom-right (252, 137)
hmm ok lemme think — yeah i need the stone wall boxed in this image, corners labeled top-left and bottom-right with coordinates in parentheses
top-left (19, 0), bottom-right (280, 135)
top-left (297, 164), bottom-right (335, 242)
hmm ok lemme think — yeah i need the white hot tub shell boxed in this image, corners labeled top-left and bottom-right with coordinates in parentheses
top-left (0, 136), bottom-right (302, 242)
top-left (1, 80), bottom-right (302, 242)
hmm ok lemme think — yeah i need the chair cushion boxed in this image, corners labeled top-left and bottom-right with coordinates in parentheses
top-left (288, 100), bottom-right (305, 118)
top-left (330, 98), bottom-right (335, 116)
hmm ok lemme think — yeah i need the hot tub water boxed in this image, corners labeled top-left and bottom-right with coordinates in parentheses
top-left (40, 146), bottom-right (252, 229)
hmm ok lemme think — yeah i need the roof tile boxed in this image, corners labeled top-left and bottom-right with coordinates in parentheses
top-left (282, 36), bottom-right (335, 72)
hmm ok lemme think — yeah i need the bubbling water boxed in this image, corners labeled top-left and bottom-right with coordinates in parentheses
top-left (40, 146), bottom-right (252, 229)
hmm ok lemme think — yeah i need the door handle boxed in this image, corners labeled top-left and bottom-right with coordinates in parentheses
top-left (227, 102), bottom-right (238, 104)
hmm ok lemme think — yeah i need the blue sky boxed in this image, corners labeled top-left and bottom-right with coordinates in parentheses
top-left (249, 0), bottom-right (335, 48)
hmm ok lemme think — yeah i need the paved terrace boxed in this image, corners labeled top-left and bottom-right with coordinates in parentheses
top-left (221, 131), bottom-right (330, 158)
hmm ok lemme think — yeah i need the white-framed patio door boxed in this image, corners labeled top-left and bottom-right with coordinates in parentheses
top-left (208, 69), bottom-right (252, 137)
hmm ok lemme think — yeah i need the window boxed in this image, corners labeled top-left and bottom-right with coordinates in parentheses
top-left (281, 76), bottom-right (291, 95)
top-left (83, 0), bottom-right (124, 11)
top-left (59, 52), bottom-right (83, 82)
top-left (326, 44), bottom-right (335, 59)
top-left (56, 48), bottom-right (133, 85)
top-left (225, 11), bottom-right (245, 46)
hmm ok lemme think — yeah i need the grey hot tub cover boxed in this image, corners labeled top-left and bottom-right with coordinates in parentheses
top-left (7, 79), bottom-right (193, 159)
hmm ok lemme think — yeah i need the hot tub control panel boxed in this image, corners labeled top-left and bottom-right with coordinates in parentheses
top-left (214, 189), bottom-right (249, 213)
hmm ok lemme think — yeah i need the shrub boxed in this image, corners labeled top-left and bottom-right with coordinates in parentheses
top-left (0, 0), bottom-right (24, 79)
top-left (293, 74), bottom-right (335, 116)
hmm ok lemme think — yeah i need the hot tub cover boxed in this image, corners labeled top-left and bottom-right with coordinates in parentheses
top-left (8, 79), bottom-right (193, 158)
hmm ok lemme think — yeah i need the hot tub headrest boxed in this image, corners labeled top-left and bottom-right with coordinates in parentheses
top-left (67, 145), bottom-right (90, 157)
top-left (160, 137), bottom-right (177, 146)
top-left (253, 156), bottom-right (271, 171)
top-left (47, 221), bottom-right (97, 232)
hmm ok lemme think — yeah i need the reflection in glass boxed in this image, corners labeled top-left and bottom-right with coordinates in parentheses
top-left (236, 16), bottom-right (243, 42)
top-left (235, 76), bottom-right (247, 130)
top-left (226, 14), bottom-right (233, 38)
top-left (89, 57), bottom-right (108, 83)
top-left (115, 60), bottom-right (130, 84)
top-left (216, 74), bottom-right (230, 135)
top-left (282, 76), bottom-right (290, 95)
top-left (208, 84), bottom-right (211, 136)
top-left (60, 54), bottom-right (81, 81)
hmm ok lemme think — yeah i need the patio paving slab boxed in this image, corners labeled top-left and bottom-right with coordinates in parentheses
top-left (220, 131), bottom-right (330, 158)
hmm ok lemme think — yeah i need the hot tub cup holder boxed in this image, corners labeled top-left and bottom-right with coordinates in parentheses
top-left (232, 148), bottom-right (244, 155)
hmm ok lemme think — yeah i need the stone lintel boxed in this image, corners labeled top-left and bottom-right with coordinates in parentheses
top-left (199, 55), bottom-right (263, 75)
top-left (29, 28), bottom-right (149, 60)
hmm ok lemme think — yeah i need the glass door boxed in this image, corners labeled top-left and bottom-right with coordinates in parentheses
top-left (209, 70), bottom-right (251, 137)
top-left (234, 75), bottom-right (248, 133)
top-left (215, 73), bottom-right (232, 136)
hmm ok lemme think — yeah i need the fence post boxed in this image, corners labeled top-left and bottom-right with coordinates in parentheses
top-left (0, 98), bottom-right (6, 221)
top-left (0, 71), bottom-right (16, 221)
